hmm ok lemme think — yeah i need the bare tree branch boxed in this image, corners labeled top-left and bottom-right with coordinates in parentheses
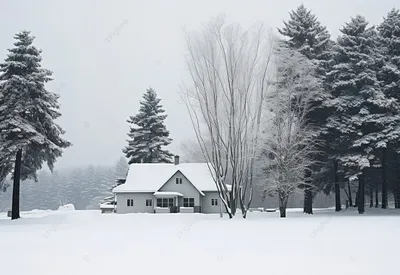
top-left (258, 45), bottom-right (322, 218)
top-left (180, 15), bottom-right (276, 218)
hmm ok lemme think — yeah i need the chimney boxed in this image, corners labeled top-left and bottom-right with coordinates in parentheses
top-left (174, 155), bottom-right (180, 165)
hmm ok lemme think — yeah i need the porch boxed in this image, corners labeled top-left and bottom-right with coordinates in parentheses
top-left (153, 192), bottom-right (201, 213)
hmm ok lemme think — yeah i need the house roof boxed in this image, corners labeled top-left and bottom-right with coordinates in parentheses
top-left (153, 191), bottom-right (184, 197)
top-left (113, 163), bottom-right (218, 194)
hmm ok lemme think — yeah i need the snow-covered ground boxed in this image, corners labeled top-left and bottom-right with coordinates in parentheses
top-left (0, 207), bottom-right (398, 275)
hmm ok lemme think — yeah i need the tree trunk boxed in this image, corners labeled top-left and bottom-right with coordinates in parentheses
top-left (347, 179), bottom-right (353, 207)
top-left (369, 184), bottom-right (373, 208)
top-left (240, 185), bottom-right (254, 219)
top-left (303, 170), bottom-right (313, 214)
top-left (355, 187), bottom-right (359, 208)
top-left (226, 200), bottom-right (234, 219)
top-left (358, 173), bottom-right (365, 214)
top-left (382, 149), bottom-right (388, 209)
top-left (11, 149), bottom-right (22, 220)
top-left (393, 187), bottom-right (400, 209)
top-left (303, 188), bottom-right (313, 214)
top-left (395, 154), bottom-right (400, 209)
top-left (279, 194), bottom-right (288, 218)
top-left (375, 180), bottom-right (379, 208)
top-left (334, 160), bottom-right (341, 212)
top-left (394, 191), bottom-right (400, 209)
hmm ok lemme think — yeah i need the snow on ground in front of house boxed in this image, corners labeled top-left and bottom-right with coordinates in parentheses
top-left (0, 207), bottom-right (398, 275)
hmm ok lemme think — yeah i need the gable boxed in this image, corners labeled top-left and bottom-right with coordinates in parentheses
top-left (113, 163), bottom-right (218, 193)
top-left (157, 170), bottom-right (205, 196)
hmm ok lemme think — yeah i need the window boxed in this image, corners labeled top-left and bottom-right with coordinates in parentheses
top-left (156, 198), bottom-right (174, 208)
top-left (183, 197), bottom-right (195, 207)
top-left (146, 199), bottom-right (152, 207)
top-left (176, 178), bottom-right (183, 184)
top-left (127, 199), bottom-right (134, 207)
top-left (211, 199), bottom-right (218, 206)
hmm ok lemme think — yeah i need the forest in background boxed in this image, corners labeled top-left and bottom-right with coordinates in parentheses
top-left (0, 157), bottom-right (128, 212)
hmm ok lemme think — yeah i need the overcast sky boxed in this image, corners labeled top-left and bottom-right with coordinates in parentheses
top-left (0, 0), bottom-right (398, 169)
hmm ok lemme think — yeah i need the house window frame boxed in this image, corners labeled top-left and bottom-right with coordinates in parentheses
top-left (183, 197), bottom-right (195, 207)
top-left (145, 199), bottom-right (153, 207)
top-left (156, 197), bottom-right (174, 208)
top-left (211, 198), bottom-right (218, 206)
top-left (176, 177), bottom-right (183, 184)
top-left (127, 199), bottom-right (134, 207)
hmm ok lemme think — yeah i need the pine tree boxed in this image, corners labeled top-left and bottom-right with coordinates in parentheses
top-left (0, 30), bottom-right (71, 219)
top-left (115, 156), bottom-right (129, 178)
top-left (278, 4), bottom-right (334, 214)
top-left (378, 9), bottom-right (400, 208)
top-left (378, 9), bottom-right (400, 100)
top-left (123, 87), bottom-right (173, 164)
top-left (278, 4), bottom-right (332, 73)
top-left (324, 15), bottom-right (400, 213)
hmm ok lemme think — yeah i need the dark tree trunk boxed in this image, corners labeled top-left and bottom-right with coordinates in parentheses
top-left (303, 170), bottom-right (313, 214)
top-left (11, 149), bottom-right (22, 220)
top-left (395, 154), bottom-right (400, 209)
top-left (358, 173), bottom-right (365, 214)
top-left (279, 195), bottom-right (288, 218)
top-left (369, 185), bottom-right (373, 208)
top-left (382, 149), bottom-right (388, 209)
top-left (375, 180), bottom-right (379, 208)
top-left (303, 188), bottom-right (313, 214)
top-left (394, 185), bottom-right (400, 209)
top-left (334, 160), bottom-right (341, 212)
top-left (347, 179), bottom-right (353, 207)
top-left (355, 188), bottom-right (359, 208)
top-left (394, 191), bottom-right (400, 209)
top-left (225, 187), bottom-right (236, 219)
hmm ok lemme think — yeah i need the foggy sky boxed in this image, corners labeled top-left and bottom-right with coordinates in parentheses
top-left (0, 0), bottom-right (398, 169)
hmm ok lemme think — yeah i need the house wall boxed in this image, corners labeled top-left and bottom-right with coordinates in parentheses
top-left (201, 191), bottom-right (227, 214)
top-left (159, 171), bottom-right (201, 207)
top-left (116, 192), bottom-right (154, 214)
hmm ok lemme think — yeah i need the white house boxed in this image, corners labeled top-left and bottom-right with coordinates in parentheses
top-left (112, 156), bottom-right (227, 214)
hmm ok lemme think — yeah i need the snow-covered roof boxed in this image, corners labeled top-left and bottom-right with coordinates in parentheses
top-left (99, 203), bottom-right (115, 209)
top-left (153, 191), bottom-right (183, 197)
top-left (113, 163), bottom-right (218, 193)
top-left (103, 196), bottom-right (114, 201)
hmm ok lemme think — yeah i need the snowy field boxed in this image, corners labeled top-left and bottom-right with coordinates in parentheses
top-left (0, 207), bottom-right (399, 275)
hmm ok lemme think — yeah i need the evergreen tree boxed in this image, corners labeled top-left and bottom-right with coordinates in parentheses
top-left (123, 87), bottom-right (173, 164)
top-left (81, 165), bottom-right (97, 207)
top-left (0, 30), bottom-right (71, 219)
top-left (278, 4), bottom-right (332, 73)
top-left (278, 4), bottom-right (334, 214)
top-left (377, 9), bottom-right (400, 208)
top-left (115, 156), bottom-right (129, 178)
top-left (324, 15), bottom-right (400, 212)
top-left (378, 9), bottom-right (400, 100)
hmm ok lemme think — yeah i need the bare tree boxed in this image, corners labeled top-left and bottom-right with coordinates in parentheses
top-left (259, 46), bottom-right (321, 218)
top-left (180, 16), bottom-right (275, 218)
top-left (180, 139), bottom-right (208, 163)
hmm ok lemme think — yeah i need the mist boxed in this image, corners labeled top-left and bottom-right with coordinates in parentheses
top-left (0, 0), bottom-right (397, 169)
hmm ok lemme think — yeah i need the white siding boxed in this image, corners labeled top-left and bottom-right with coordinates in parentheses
top-left (159, 171), bottom-right (201, 207)
top-left (201, 191), bottom-right (227, 214)
top-left (116, 193), bottom-right (154, 214)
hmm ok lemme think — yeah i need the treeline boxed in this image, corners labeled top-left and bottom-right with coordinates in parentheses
top-left (0, 157), bottom-right (128, 212)
top-left (273, 5), bottom-right (400, 215)
top-left (179, 5), bottom-right (400, 218)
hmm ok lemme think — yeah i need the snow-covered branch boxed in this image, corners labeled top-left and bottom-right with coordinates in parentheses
top-left (258, 45), bottom-right (322, 218)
